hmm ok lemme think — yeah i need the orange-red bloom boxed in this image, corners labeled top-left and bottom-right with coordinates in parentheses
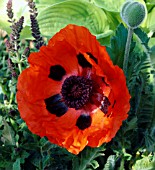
top-left (17, 24), bottom-right (130, 154)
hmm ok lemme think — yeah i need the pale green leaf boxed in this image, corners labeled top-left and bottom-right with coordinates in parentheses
top-left (1, 120), bottom-right (15, 145)
top-left (146, 0), bottom-right (155, 4)
top-left (93, 0), bottom-right (146, 13)
top-left (132, 156), bottom-right (155, 170)
top-left (37, 0), bottom-right (68, 4)
top-left (103, 155), bottom-right (116, 170)
top-left (149, 38), bottom-right (155, 48)
top-left (93, 0), bottom-right (125, 12)
top-left (38, 0), bottom-right (110, 38)
top-left (13, 158), bottom-right (21, 170)
top-left (89, 160), bottom-right (99, 169)
top-left (146, 7), bottom-right (155, 32)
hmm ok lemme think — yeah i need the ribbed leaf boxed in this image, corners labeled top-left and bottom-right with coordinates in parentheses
top-left (93, 0), bottom-right (125, 12)
top-left (38, 0), bottom-right (110, 38)
top-left (146, 7), bottom-right (155, 32)
top-left (37, 0), bottom-right (68, 4)
top-left (93, 0), bottom-right (145, 13)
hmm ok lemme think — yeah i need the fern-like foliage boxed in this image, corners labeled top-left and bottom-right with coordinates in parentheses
top-left (128, 28), bottom-right (155, 152)
top-left (106, 24), bottom-right (155, 169)
top-left (72, 146), bottom-right (105, 170)
top-left (106, 23), bottom-right (135, 68)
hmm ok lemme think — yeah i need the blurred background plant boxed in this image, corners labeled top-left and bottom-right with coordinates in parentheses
top-left (0, 0), bottom-right (155, 169)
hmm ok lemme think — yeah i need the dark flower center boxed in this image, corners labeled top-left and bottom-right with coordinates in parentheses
top-left (61, 76), bottom-right (93, 110)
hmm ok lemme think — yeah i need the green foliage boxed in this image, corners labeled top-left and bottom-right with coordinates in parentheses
top-left (37, 0), bottom-right (111, 38)
top-left (0, 0), bottom-right (155, 170)
top-left (105, 23), bottom-right (155, 169)
top-left (103, 155), bottom-right (116, 170)
top-left (13, 158), bottom-right (21, 170)
top-left (132, 154), bottom-right (155, 170)
top-left (1, 120), bottom-right (15, 145)
top-left (146, 7), bottom-right (155, 32)
top-left (106, 23), bottom-right (135, 68)
top-left (72, 146), bottom-right (105, 170)
top-left (92, 0), bottom-right (125, 12)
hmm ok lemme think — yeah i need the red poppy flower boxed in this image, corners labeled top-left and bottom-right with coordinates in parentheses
top-left (17, 24), bottom-right (130, 154)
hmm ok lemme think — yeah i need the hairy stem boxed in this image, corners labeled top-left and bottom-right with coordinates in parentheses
top-left (123, 28), bottom-right (133, 76)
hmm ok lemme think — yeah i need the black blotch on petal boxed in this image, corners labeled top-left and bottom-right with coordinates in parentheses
top-left (44, 94), bottom-right (68, 117)
top-left (101, 77), bottom-right (109, 86)
top-left (76, 114), bottom-right (92, 130)
top-left (77, 53), bottom-right (92, 68)
top-left (45, 94), bottom-right (61, 105)
top-left (46, 102), bottom-right (68, 117)
top-left (86, 52), bottom-right (98, 64)
top-left (48, 65), bottom-right (66, 81)
top-left (100, 97), bottom-right (111, 114)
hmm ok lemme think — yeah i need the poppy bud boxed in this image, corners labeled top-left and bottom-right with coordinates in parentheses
top-left (121, 1), bottom-right (146, 29)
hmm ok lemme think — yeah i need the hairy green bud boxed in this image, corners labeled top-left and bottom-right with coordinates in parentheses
top-left (121, 1), bottom-right (146, 29)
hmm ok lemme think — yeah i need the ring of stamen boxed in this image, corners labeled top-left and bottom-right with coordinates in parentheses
top-left (61, 76), bottom-right (93, 110)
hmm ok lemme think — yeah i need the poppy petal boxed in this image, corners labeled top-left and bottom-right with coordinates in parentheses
top-left (17, 66), bottom-right (62, 103)
top-left (17, 24), bottom-right (130, 155)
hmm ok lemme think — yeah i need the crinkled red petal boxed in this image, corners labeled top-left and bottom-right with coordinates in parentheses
top-left (17, 24), bottom-right (130, 155)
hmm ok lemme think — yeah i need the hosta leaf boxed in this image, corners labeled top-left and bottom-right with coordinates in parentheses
top-left (146, 0), bottom-right (155, 4)
top-left (146, 7), bottom-right (155, 32)
top-left (37, 0), bottom-right (68, 4)
top-left (92, 0), bottom-right (145, 13)
top-left (149, 38), bottom-right (155, 48)
top-left (93, 0), bottom-right (125, 12)
top-left (38, 0), bottom-right (110, 38)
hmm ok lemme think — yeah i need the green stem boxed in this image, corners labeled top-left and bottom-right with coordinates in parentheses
top-left (16, 52), bottom-right (22, 74)
top-left (9, 91), bottom-right (14, 104)
top-left (123, 27), bottom-right (133, 76)
top-left (119, 157), bottom-right (125, 170)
